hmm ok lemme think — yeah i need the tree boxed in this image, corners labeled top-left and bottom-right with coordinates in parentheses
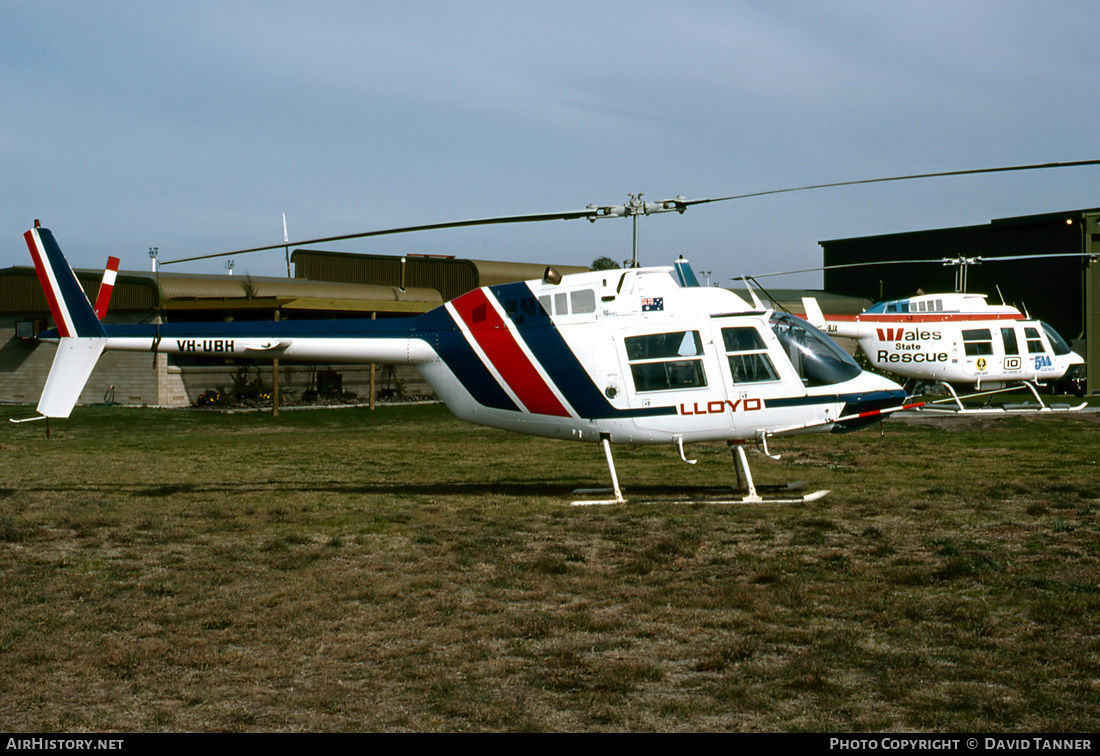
top-left (590, 256), bottom-right (620, 271)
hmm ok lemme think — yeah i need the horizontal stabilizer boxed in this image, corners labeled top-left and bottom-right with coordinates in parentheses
top-left (241, 341), bottom-right (292, 354)
top-left (37, 338), bottom-right (107, 418)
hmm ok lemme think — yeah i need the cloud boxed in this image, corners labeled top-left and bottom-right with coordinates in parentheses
top-left (3, 1), bottom-right (1099, 285)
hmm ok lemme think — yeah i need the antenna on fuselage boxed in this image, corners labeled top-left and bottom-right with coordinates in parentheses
top-left (283, 213), bottom-right (291, 278)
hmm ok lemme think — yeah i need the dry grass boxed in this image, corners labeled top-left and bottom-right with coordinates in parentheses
top-left (0, 404), bottom-right (1098, 732)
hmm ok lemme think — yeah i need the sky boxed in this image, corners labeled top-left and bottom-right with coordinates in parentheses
top-left (4, 1), bottom-right (1099, 288)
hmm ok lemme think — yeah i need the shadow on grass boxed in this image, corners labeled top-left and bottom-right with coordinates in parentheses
top-left (24, 480), bottom-right (774, 501)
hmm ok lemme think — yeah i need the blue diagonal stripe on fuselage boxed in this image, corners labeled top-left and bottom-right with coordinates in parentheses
top-left (412, 307), bottom-right (519, 412)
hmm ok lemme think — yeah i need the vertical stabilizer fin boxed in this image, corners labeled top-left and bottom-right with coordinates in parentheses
top-left (801, 296), bottom-right (827, 329)
top-left (24, 227), bottom-right (106, 338)
top-left (23, 226), bottom-right (109, 418)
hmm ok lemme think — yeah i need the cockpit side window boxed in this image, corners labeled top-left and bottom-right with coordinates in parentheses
top-left (1024, 327), bottom-right (1045, 354)
top-left (768, 313), bottom-right (861, 387)
top-left (722, 327), bottom-right (779, 384)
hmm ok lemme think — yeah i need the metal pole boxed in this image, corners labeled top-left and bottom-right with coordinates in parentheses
top-left (632, 213), bottom-right (639, 268)
top-left (272, 309), bottom-right (280, 416)
top-left (369, 312), bottom-right (376, 410)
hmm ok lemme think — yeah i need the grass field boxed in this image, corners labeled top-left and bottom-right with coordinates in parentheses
top-left (1, 403), bottom-right (1098, 732)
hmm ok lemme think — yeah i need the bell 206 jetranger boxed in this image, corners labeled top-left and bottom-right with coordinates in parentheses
top-left (24, 225), bottom-right (908, 504)
top-left (804, 291), bottom-right (1084, 410)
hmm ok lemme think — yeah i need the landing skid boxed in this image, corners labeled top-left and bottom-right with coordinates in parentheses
top-left (914, 381), bottom-right (1087, 414)
top-left (630, 484), bottom-right (831, 505)
top-left (723, 440), bottom-right (830, 504)
top-left (571, 435), bottom-right (829, 506)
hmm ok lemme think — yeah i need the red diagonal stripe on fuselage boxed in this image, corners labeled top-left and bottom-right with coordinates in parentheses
top-left (451, 289), bottom-right (570, 417)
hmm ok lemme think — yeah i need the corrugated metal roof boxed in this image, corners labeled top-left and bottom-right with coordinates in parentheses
top-left (292, 248), bottom-right (589, 299)
top-left (152, 271), bottom-right (439, 304)
top-left (0, 267), bottom-right (159, 313)
top-left (0, 266), bottom-right (441, 315)
top-left (292, 249), bottom-right (479, 301)
top-left (467, 259), bottom-right (588, 287)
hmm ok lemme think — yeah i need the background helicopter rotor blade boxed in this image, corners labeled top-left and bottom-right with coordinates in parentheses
top-left (162, 159), bottom-right (1100, 266)
top-left (745, 251), bottom-right (1099, 281)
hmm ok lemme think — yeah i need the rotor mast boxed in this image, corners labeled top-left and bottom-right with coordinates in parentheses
top-left (943, 255), bottom-right (981, 292)
top-left (584, 194), bottom-right (687, 267)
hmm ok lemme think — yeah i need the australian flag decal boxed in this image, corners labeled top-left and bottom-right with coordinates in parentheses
top-left (641, 296), bottom-right (664, 312)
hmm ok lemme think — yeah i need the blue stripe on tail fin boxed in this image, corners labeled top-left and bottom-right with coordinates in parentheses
top-left (25, 227), bottom-right (107, 339)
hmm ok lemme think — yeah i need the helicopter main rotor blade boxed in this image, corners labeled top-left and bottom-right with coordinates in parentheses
top-left (161, 208), bottom-right (603, 265)
top-left (679, 159), bottom-right (1100, 208)
top-left (162, 158), bottom-right (1100, 265)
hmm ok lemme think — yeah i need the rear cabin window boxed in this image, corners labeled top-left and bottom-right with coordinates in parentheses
top-left (722, 327), bottom-right (779, 384)
top-left (962, 329), bottom-right (993, 356)
top-left (571, 289), bottom-right (596, 314)
top-left (538, 288), bottom-right (596, 316)
top-left (625, 331), bottom-right (707, 392)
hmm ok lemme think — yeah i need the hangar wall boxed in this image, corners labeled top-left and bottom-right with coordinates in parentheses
top-left (1083, 213), bottom-right (1100, 397)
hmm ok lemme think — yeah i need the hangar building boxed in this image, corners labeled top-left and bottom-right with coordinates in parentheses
top-left (0, 251), bottom-right (588, 409)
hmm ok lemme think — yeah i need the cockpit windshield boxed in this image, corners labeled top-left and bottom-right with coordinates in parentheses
top-left (1040, 322), bottom-right (1073, 356)
top-left (769, 312), bottom-right (862, 386)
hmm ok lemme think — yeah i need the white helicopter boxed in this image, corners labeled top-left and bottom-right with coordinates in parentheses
top-left (799, 258), bottom-right (1086, 412)
top-left (22, 223), bottom-right (911, 505)
top-left (19, 160), bottom-right (1100, 500)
